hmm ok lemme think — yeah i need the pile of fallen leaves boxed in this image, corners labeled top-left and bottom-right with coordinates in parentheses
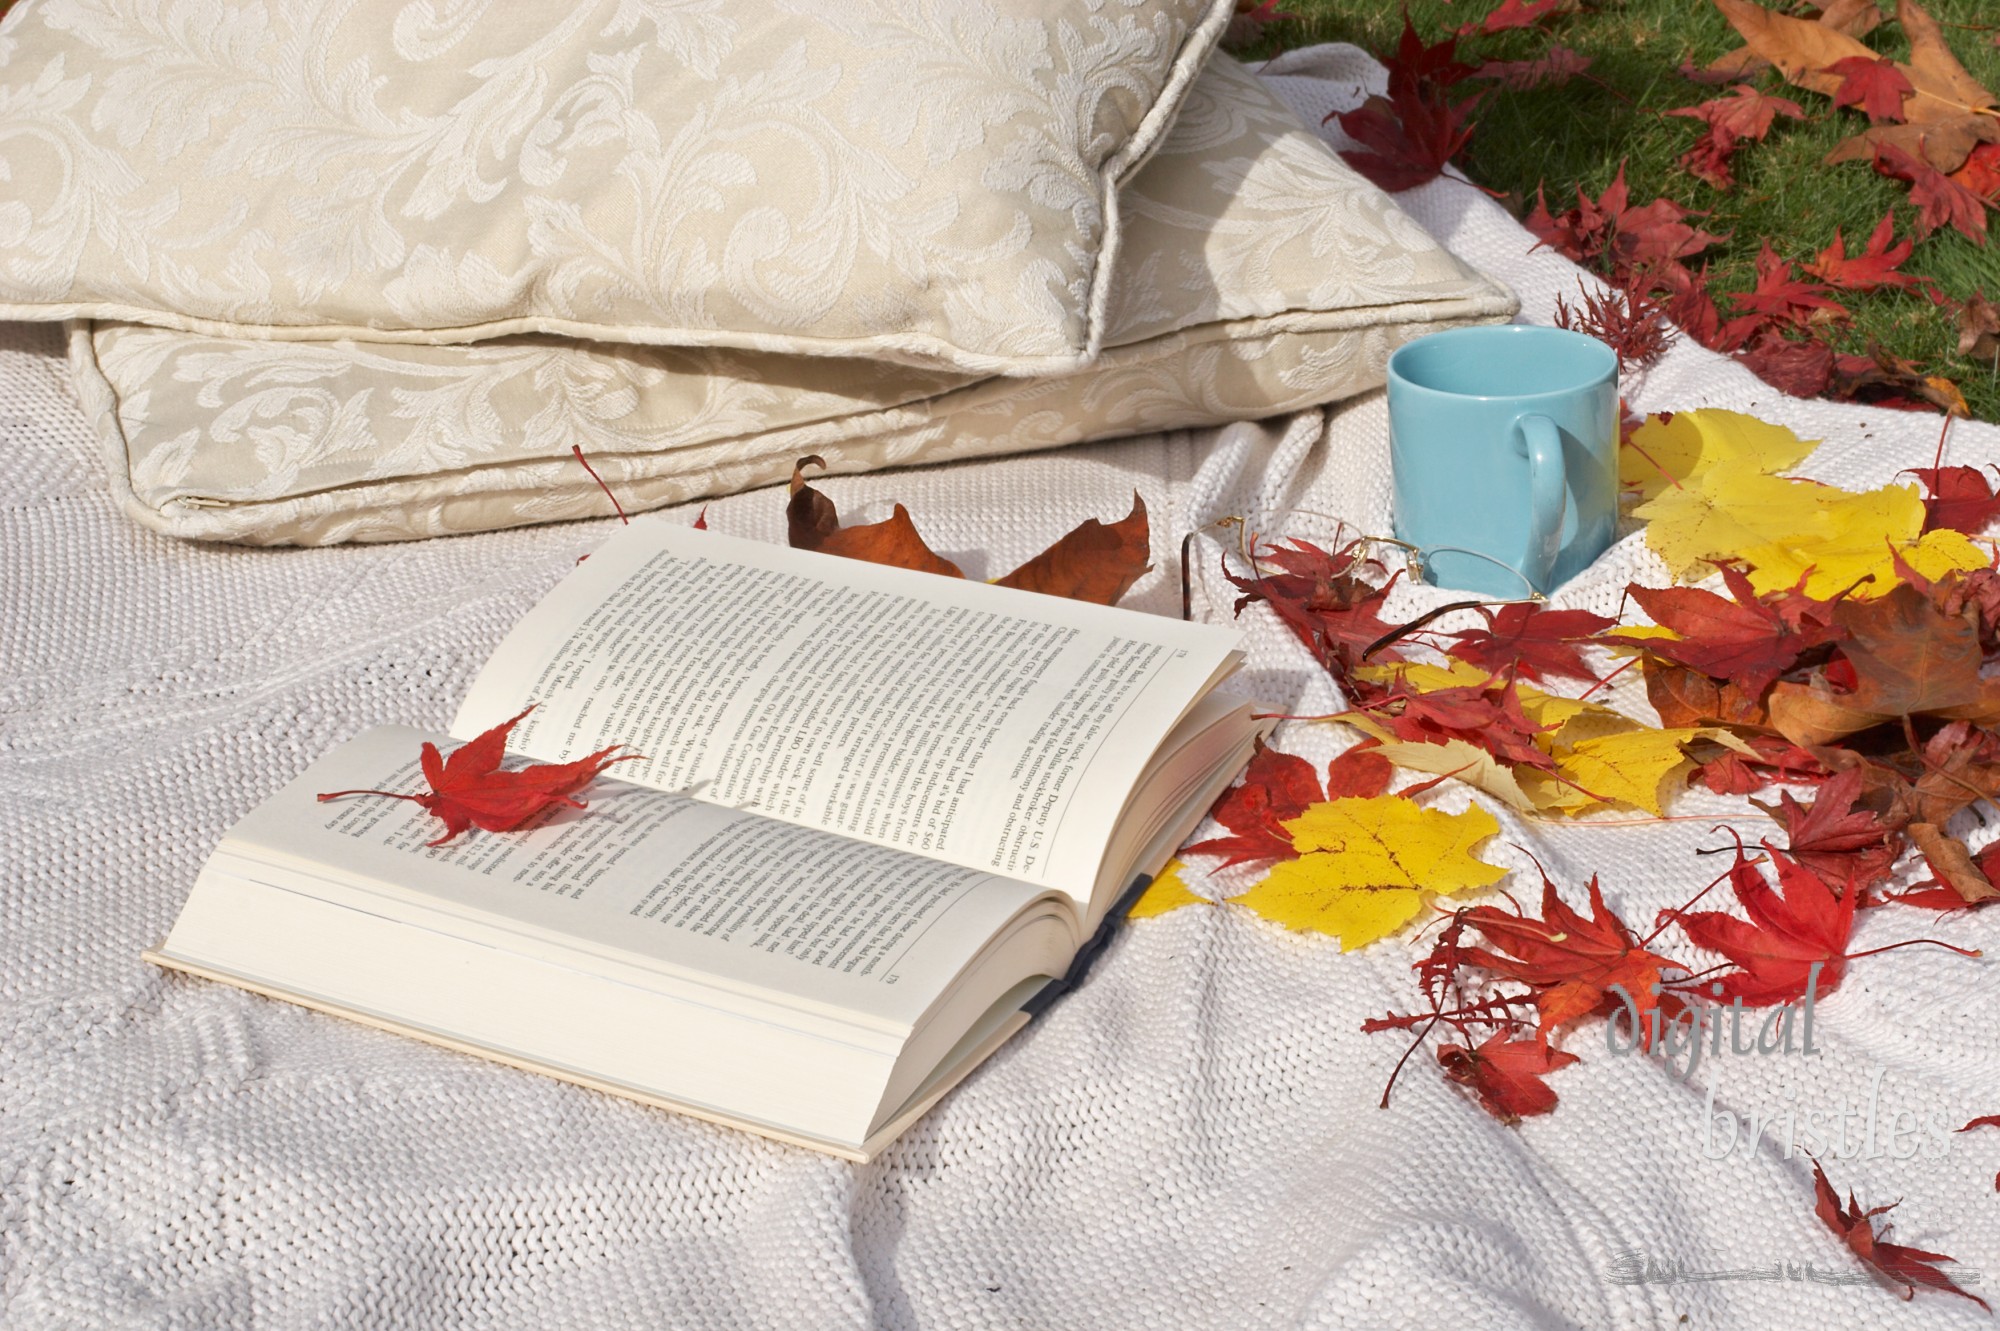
top-left (1253, 0), bottom-right (2000, 417)
top-left (1137, 405), bottom-right (1999, 1305)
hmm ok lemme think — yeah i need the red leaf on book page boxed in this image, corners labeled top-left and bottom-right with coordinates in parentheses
top-left (1811, 1158), bottom-right (1990, 1309)
top-left (317, 707), bottom-right (639, 846)
top-left (1437, 1032), bottom-right (1579, 1121)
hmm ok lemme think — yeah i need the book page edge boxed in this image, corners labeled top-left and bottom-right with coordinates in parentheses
top-left (144, 947), bottom-right (1023, 1164)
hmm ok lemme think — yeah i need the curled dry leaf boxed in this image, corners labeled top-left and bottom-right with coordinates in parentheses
top-left (992, 494), bottom-right (1150, 605)
top-left (787, 456), bottom-right (963, 577)
top-left (1811, 1158), bottom-right (1990, 1309)
top-left (785, 457), bottom-right (1151, 604)
top-left (1907, 821), bottom-right (2000, 905)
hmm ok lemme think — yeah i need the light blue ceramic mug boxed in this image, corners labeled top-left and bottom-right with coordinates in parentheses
top-left (1387, 325), bottom-right (1618, 599)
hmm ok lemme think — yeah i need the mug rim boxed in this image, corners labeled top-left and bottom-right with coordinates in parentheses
top-left (1388, 323), bottom-right (1617, 402)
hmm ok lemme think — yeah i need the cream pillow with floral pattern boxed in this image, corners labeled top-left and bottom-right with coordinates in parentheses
top-left (72, 56), bottom-right (1518, 545)
top-left (0, 0), bottom-right (1233, 374)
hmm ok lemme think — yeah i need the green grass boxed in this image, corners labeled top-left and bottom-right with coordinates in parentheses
top-left (1235, 0), bottom-right (2000, 421)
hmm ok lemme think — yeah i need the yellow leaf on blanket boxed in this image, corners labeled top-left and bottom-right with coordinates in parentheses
top-left (1621, 409), bottom-right (1818, 500)
top-left (1537, 726), bottom-right (1711, 816)
top-left (1633, 464), bottom-right (1988, 598)
top-left (1228, 798), bottom-right (1506, 949)
top-left (1127, 859), bottom-right (1208, 920)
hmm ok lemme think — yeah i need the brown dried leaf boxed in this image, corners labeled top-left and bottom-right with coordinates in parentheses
top-left (786, 456), bottom-right (965, 578)
top-left (992, 493), bottom-right (1151, 605)
top-left (1909, 822), bottom-right (2000, 904)
top-left (1896, 0), bottom-right (1998, 115)
top-left (1825, 115), bottom-right (2000, 173)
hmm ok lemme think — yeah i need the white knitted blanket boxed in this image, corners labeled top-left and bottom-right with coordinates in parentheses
top-left (4, 47), bottom-right (1996, 1331)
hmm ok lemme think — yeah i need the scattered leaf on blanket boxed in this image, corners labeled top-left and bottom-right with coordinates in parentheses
top-left (1462, 873), bottom-right (1681, 1042)
top-left (1536, 724), bottom-right (1714, 817)
top-left (1804, 212), bottom-right (1928, 292)
top-left (1228, 798), bottom-right (1506, 949)
top-left (788, 457), bottom-right (1153, 603)
top-left (1633, 461), bottom-right (1988, 597)
top-left (1443, 603), bottom-right (1614, 683)
top-left (1527, 163), bottom-right (1728, 277)
top-left (1962, 1114), bottom-right (2000, 1132)
top-left (1606, 565), bottom-right (1842, 698)
top-left (992, 494), bottom-right (1150, 605)
top-left (1666, 843), bottom-right (1857, 1005)
top-left (316, 707), bottom-right (638, 846)
top-left (1768, 583), bottom-right (2000, 743)
top-left (788, 457), bottom-right (964, 577)
top-left (1912, 465), bottom-right (2000, 534)
top-left (1753, 767), bottom-right (1902, 897)
top-left (1907, 822), bottom-right (2000, 906)
top-left (1811, 1158), bottom-right (1991, 1309)
top-left (1552, 278), bottom-right (1677, 370)
top-left (1127, 859), bottom-right (1210, 919)
top-left (1620, 409), bottom-right (1817, 500)
top-left (1437, 1032), bottom-right (1579, 1122)
top-left (1185, 742), bottom-right (1330, 868)
top-left (1226, 536), bottom-right (1405, 686)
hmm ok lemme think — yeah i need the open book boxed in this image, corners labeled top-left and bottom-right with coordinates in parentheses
top-left (149, 521), bottom-right (1260, 1160)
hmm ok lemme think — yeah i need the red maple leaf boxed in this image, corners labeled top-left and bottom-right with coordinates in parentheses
top-left (1735, 327), bottom-right (1836, 397)
top-left (1873, 143), bottom-right (1990, 244)
top-left (1335, 87), bottom-right (1480, 193)
top-left (1227, 537), bottom-right (1405, 683)
top-left (1695, 735), bottom-right (1826, 796)
top-left (1811, 1159), bottom-right (1990, 1309)
top-left (1952, 142), bottom-right (2000, 203)
top-left (1667, 844), bottom-right (1856, 1006)
top-left (1753, 768), bottom-right (1902, 899)
top-left (1461, 873), bottom-right (1682, 1043)
top-left (1719, 242), bottom-right (1849, 342)
top-left (1911, 465), bottom-right (2000, 536)
top-left (1668, 83), bottom-right (1807, 141)
top-left (1525, 163), bottom-right (1726, 278)
top-left (1823, 55), bottom-right (1915, 123)
top-left (1437, 1032), bottom-right (1579, 1121)
top-left (1460, 0), bottom-right (1564, 37)
top-left (1444, 603), bottom-right (1613, 683)
top-left (1371, 674), bottom-right (1558, 771)
top-left (1804, 212), bottom-right (1928, 292)
top-left (1606, 565), bottom-right (1842, 698)
top-left (1470, 45), bottom-right (1591, 92)
top-left (1186, 743), bottom-right (1392, 868)
top-left (318, 707), bottom-right (639, 846)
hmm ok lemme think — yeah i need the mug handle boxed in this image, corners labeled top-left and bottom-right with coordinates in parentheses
top-left (1516, 413), bottom-right (1566, 595)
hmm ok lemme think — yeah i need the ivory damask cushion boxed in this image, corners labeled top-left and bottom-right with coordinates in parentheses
top-left (0, 0), bottom-right (1232, 374)
top-left (71, 56), bottom-right (1519, 546)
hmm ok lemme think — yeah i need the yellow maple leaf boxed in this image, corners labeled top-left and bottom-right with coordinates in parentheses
top-left (1536, 725), bottom-right (1709, 817)
top-left (1127, 858), bottom-right (1208, 920)
top-left (1227, 797), bottom-right (1506, 949)
top-left (1622, 409), bottom-right (1817, 500)
top-left (1634, 465), bottom-right (1987, 599)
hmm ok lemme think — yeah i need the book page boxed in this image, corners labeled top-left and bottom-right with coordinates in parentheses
top-left (222, 727), bottom-right (1068, 1028)
top-left (454, 523), bottom-right (1240, 900)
